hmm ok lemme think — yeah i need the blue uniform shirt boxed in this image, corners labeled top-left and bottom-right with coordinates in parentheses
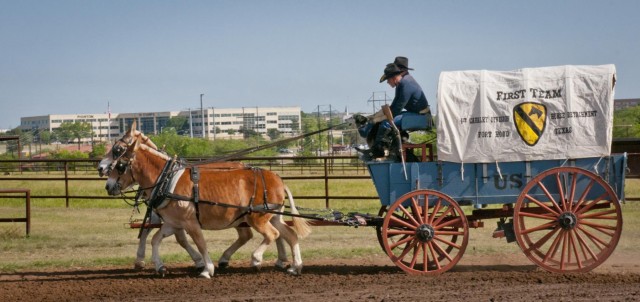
top-left (389, 73), bottom-right (429, 116)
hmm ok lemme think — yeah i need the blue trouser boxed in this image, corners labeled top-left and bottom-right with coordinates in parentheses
top-left (358, 111), bottom-right (427, 144)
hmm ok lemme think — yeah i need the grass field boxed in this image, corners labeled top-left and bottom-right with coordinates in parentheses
top-left (0, 177), bottom-right (638, 273)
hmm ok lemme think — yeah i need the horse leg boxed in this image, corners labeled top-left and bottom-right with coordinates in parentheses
top-left (134, 227), bottom-right (150, 270)
top-left (150, 224), bottom-right (177, 277)
top-left (270, 215), bottom-right (289, 269)
top-left (272, 217), bottom-right (303, 275)
top-left (218, 227), bottom-right (253, 269)
top-left (185, 226), bottom-right (215, 278)
top-left (173, 229), bottom-right (205, 270)
top-left (248, 217), bottom-right (279, 271)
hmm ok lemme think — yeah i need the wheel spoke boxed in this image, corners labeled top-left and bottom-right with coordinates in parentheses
top-left (427, 242), bottom-right (442, 270)
top-left (567, 172), bottom-right (578, 212)
top-left (580, 221), bottom-right (616, 237)
top-left (574, 228), bottom-right (598, 261)
top-left (409, 243), bottom-right (420, 269)
top-left (577, 225), bottom-right (610, 249)
top-left (518, 211), bottom-right (557, 220)
top-left (537, 180), bottom-right (563, 213)
top-left (431, 240), bottom-right (453, 262)
top-left (524, 226), bottom-right (559, 253)
top-left (422, 243), bottom-right (429, 272)
top-left (576, 193), bottom-right (611, 215)
top-left (410, 197), bottom-right (424, 225)
top-left (390, 233), bottom-right (415, 250)
top-left (389, 215), bottom-right (415, 230)
top-left (578, 209), bottom-right (617, 220)
top-left (433, 206), bottom-right (455, 226)
top-left (525, 194), bottom-right (561, 216)
top-left (543, 229), bottom-right (564, 263)
top-left (435, 230), bottom-right (465, 236)
top-left (555, 173), bottom-right (567, 211)
top-left (434, 235), bottom-right (462, 250)
top-left (560, 231), bottom-right (568, 270)
top-left (398, 203), bottom-right (421, 227)
top-left (428, 198), bottom-right (442, 224)
top-left (573, 178), bottom-right (596, 210)
top-left (387, 229), bottom-right (417, 236)
top-left (397, 239), bottom-right (417, 261)
top-left (569, 231), bottom-right (583, 269)
top-left (520, 221), bottom-right (557, 235)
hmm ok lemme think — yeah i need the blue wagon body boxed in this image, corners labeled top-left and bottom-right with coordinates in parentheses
top-left (368, 154), bottom-right (626, 207)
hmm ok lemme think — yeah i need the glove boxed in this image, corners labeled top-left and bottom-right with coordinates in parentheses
top-left (369, 109), bottom-right (386, 124)
top-left (353, 114), bottom-right (368, 128)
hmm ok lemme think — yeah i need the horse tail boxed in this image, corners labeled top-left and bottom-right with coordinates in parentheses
top-left (284, 185), bottom-right (312, 238)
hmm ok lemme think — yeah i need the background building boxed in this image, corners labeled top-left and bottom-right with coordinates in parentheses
top-left (19, 106), bottom-right (301, 143)
top-left (615, 98), bottom-right (640, 111)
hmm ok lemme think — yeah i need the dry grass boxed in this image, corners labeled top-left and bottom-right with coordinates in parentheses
top-left (0, 177), bottom-right (638, 272)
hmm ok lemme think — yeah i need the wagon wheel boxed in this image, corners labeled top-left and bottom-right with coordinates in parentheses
top-left (375, 206), bottom-right (388, 251)
top-left (513, 167), bottom-right (622, 273)
top-left (381, 189), bottom-right (469, 275)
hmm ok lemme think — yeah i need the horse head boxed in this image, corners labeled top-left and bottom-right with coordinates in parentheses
top-left (104, 136), bottom-right (141, 196)
top-left (98, 120), bottom-right (159, 176)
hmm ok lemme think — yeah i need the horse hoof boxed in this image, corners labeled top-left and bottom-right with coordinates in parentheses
top-left (157, 266), bottom-right (168, 278)
top-left (287, 267), bottom-right (301, 276)
top-left (275, 261), bottom-right (287, 270)
top-left (134, 261), bottom-right (146, 270)
top-left (198, 271), bottom-right (212, 279)
top-left (252, 265), bottom-right (262, 272)
top-left (218, 262), bottom-right (229, 270)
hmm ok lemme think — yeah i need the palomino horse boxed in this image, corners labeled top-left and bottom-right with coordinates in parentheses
top-left (104, 134), bottom-right (311, 277)
top-left (98, 124), bottom-right (291, 271)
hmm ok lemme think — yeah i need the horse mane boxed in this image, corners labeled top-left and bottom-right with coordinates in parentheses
top-left (137, 141), bottom-right (171, 161)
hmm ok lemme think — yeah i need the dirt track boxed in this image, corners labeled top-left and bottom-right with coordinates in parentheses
top-left (2, 255), bottom-right (640, 302)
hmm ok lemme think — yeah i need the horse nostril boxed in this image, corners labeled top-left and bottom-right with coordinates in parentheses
top-left (98, 167), bottom-right (104, 177)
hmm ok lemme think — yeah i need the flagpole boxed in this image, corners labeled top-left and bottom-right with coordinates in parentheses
top-left (107, 102), bottom-right (111, 142)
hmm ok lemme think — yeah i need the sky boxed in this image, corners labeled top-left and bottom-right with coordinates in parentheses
top-left (1, 0), bottom-right (639, 129)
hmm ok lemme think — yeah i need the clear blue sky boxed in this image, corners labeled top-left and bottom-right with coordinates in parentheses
top-left (1, 0), bottom-right (638, 129)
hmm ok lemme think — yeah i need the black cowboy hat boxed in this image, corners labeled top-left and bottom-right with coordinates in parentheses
top-left (379, 63), bottom-right (404, 83)
top-left (393, 56), bottom-right (414, 71)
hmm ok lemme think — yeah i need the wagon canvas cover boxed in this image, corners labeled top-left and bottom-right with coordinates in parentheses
top-left (436, 64), bottom-right (616, 163)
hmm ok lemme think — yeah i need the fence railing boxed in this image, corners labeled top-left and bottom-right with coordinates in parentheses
top-left (0, 189), bottom-right (31, 235)
top-left (0, 156), bottom-right (377, 208)
top-left (0, 153), bottom-right (638, 208)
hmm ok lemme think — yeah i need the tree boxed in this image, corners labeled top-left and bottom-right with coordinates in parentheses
top-left (39, 130), bottom-right (53, 145)
top-left (55, 121), bottom-right (93, 149)
top-left (165, 116), bottom-right (189, 134)
top-left (613, 106), bottom-right (640, 138)
top-left (267, 128), bottom-right (282, 141)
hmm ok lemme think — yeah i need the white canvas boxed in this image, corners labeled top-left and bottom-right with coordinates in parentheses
top-left (436, 65), bottom-right (616, 163)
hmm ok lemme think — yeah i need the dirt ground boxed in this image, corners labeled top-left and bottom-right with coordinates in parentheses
top-left (2, 252), bottom-right (640, 302)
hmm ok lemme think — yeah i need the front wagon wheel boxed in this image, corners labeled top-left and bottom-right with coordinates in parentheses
top-left (381, 189), bottom-right (468, 275)
top-left (514, 167), bottom-right (622, 273)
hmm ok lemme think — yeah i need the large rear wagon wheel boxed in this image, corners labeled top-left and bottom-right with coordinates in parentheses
top-left (514, 167), bottom-right (622, 273)
top-left (381, 189), bottom-right (469, 275)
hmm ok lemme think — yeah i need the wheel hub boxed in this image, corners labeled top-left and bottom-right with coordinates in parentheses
top-left (416, 224), bottom-right (435, 242)
top-left (558, 212), bottom-right (578, 229)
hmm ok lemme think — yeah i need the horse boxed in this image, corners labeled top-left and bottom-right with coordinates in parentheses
top-left (103, 133), bottom-right (311, 277)
top-left (97, 124), bottom-right (291, 271)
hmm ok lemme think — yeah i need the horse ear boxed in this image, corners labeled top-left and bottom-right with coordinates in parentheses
top-left (127, 120), bottom-right (137, 136)
top-left (127, 136), bottom-right (141, 153)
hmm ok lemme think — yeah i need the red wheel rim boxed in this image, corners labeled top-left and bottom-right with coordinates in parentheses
top-left (514, 167), bottom-right (622, 273)
top-left (381, 190), bottom-right (468, 275)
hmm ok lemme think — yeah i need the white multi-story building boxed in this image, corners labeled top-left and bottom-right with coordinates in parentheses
top-left (19, 106), bottom-right (301, 142)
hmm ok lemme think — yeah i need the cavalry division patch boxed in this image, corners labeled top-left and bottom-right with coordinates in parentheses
top-left (513, 102), bottom-right (547, 146)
